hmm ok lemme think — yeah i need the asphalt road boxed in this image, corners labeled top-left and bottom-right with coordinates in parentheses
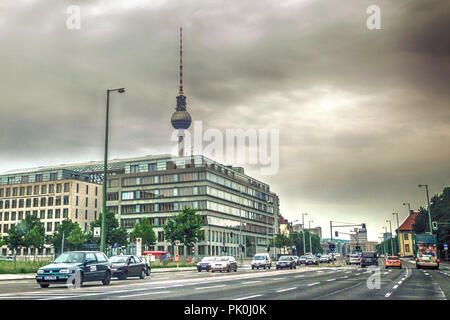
top-left (0, 263), bottom-right (448, 300)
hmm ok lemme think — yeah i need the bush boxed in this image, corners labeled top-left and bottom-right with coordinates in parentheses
top-left (150, 261), bottom-right (196, 268)
top-left (0, 260), bottom-right (51, 274)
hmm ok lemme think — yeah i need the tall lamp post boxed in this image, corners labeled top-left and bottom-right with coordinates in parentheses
top-left (308, 220), bottom-right (314, 254)
top-left (101, 87), bottom-right (125, 254)
top-left (392, 213), bottom-right (401, 256)
top-left (418, 184), bottom-right (433, 234)
top-left (379, 236), bottom-right (385, 256)
top-left (386, 220), bottom-right (394, 256)
top-left (302, 213), bottom-right (308, 255)
top-left (402, 202), bottom-right (411, 215)
top-left (382, 226), bottom-right (388, 255)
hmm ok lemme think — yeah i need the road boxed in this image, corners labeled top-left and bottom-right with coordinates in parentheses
top-left (0, 263), bottom-right (448, 300)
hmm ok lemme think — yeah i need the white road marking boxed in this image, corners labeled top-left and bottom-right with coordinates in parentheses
top-left (276, 287), bottom-right (297, 293)
top-left (342, 276), bottom-right (348, 279)
top-left (385, 292), bottom-right (392, 298)
top-left (195, 285), bottom-right (226, 290)
top-left (118, 291), bottom-right (170, 298)
top-left (393, 285), bottom-right (398, 289)
top-left (294, 275), bottom-right (304, 278)
top-left (308, 282), bottom-right (320, 286)
top-left (272, 278), bottom-right (286, 280)
top-left (326, 279), bottom-right (336, 282)
top-left (234, 294), bottom-right (262, 300)
top-left (242, 281), bottom-right (262, 284)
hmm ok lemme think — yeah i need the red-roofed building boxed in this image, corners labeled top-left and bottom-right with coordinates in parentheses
top-left (397, 211), bottom-right (419, 257)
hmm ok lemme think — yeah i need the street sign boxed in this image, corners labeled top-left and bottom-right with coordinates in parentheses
top-left (175, 240), bottom-right (180, 246)
top-left (94, 227), bottom-right (101, 238)
top-left (444, 243), bottom-right (448, 251)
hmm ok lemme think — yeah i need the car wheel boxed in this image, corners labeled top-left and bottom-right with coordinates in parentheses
top-left (39, 284), bottom-right (49, 288)
top-left (227, 266), bottom-right (231, 273)
top-left (140, 269), bottom-right (145, 279)
top-left (294, 265), bottom-right (296, 269)
top-left (251, 266), bottom-right (254, 270)
top-left (416, 264), bottom-right (421, 269)
top-left (234, 267), bottom-right (237, 272)
top-left (119, 271), bottom-right (128, 280)
top-left (212, 270), bottom-right (215, 273)
top-left (102, 271), bottom-right (112, 285)
top-left (145, 267), bottom-right (151, 276)
top-left (263, 266), bottom-right (266, 270)
top-left (71, 271), bottom-right (84, 288)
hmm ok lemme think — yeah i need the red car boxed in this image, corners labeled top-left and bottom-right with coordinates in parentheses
top-left (385, 256), bottom-right (402, 269)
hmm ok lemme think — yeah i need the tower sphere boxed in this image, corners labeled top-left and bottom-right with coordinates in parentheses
top-left (171, 110), bottom-right (192, 129)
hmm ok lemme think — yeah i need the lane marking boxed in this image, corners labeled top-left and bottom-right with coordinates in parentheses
top-left (272, 278), bottom-right (286, 280)
top-left (294, 275), bottom-right (304, 278)
top-left (118, 291), bottom-right (170, 298)
top-left (276, 287), bottom-right (297, 293)
top-left (242, 281), bottom-right (261, 284)
top-left (195, 285), bottom-right (226, 290)
top-left (326, 279), bottom-right (336, 282)
top-left (308, 282), bottom-right (320, 286)
top-left (392, 285), bottom-right (398, 289)
top-left (234, 294), bottom-right (262, 300)
top-left (385, 292), bottom-right (392, 298)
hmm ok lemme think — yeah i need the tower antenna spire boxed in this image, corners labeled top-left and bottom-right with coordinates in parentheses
top-left (179, 26), bottom-right (183, 96)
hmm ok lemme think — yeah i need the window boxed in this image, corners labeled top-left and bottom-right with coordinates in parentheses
top-left (32, 210), bottom-right (37, 217)
top-left (86, 185), bottom-right (89, 195)
top-left (95, 199), bottom-right (97, 208)
top-left (12, 199), bottom-right (17, 208)
top-left (55, 209), bottom-right (60, 219)
top-left (40, 197), bottom-right (46, 207)
top-left (26, 198), bottom-right (31, 208)
top-left (55, 222), bottom-right (60, 230)
top-left (85, 252), bottom-right (96, 262)
top-left (148, 163), bottom-right (157, 171)
top-left (5, 200), bottom-right (10, 209)
top-left (48, 197), bottom-right (54, 206)
top-left (108, 179), bottom-right (119, 187)
top-left (130, 165), bottom-right (139, 173)
top-left (47, 210), bottom-right (53, 219)
top-left (50, 173), bottom-right (58, 181)
top-left (76, 184), bottom-right (79, 193)
top-left (95, 187), bottom-right (98, 196)
top-left (0, 200), bottom-right (2, 209)
top-left (36, 174), bottom-right (43, 182)
top-left (19, 187), bottom-right (25, 196)
top-left (95, 253), bottom-right (108, 263)
top-left (11, 212), bottom-right (16, 221)
top-left (55, 196), bottom-right (61, 206)
top-left (26, 186), bottom-right (32, 195)
top-left (0, 189), bottom-right (3, 197)
top-left (121, 192), bottom-right (134, 200)
top-left (34, 186), bottom-right (39, 195)
top-left (63, 196), bottom-right (69, 205)
top-left (85, 210), bottom-right (88, 219)
top-left (107, 192), bottom-right (118, 201)
top-left (404, 233), bottom-right (409, 241)
top-left (85, 198), bottom-right (88, 206)
top-left (56, 184), bottom-right (62, 193)
top-left (6, 188), bottom-right (11, 197)
top-left (40, 210), bottom-right (45, 219)
top-left (21, 176), bottom-right (29, 183)
top-left (33, 198), bottom-right (39, 207)
top-left (8, 177), bottom-right (15, 185)
top-left (405, 244), bottom-right (410, 253)
top-left (76, 196), bottom-right (79, 206)
top-left (41, 185), bottom-right (47, 194)
top-left (64, 183), bottom-right (69, 193)
top-left (17, 211), bottom-right (23, 221)
top-left (158, 231), bottom-right (164, 242)
top-left (63, 208), bottom-right (68, 218)
top-left (18, 199), bottom-right (24, 208)
top-left (46, 222), bottom-right (52, 232)
top-left (49, 184), bottom-right (54, 193)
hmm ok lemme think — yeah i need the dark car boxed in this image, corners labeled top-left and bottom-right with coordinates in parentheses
top-left (135, 255), bottom-right (151, 276)
top-left (361, 252), bottom-right (378, 268)
top-left (110, 255), bottom-right (146, 280)
top-left (36, 251), bottom-right (111, 288)
top-left (276, 256), bottom-right (296, 269)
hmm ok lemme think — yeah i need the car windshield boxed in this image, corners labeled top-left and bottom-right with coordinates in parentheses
top-left (279, 256), bottom-right (290, 261)
top-left (110, 256), bottom-right (129, 263)
top-left (300, 256), bottom-right (306, 259)
top-left (54, 252), bottom-right (85, 264)
top-left (217, 257), bottom-right (229, 262)
top-left (201, 257), bottom-right (216, 262)
top-left (253, 256), bottom-right (266, 260)
top-left (350, 255), bottom-right (359, 258)
top-left (387, 256), bottom-right (399, 260)
top-left (363, 253), bottom-right (376, 258)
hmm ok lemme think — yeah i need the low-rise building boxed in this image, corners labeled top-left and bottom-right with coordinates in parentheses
top-left (396, 211), bottom-right (418, 257)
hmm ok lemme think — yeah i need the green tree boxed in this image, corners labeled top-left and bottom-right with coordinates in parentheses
top-left (130, 218), bottom-right (156, 252)
top-left (88, 210), bottom-right (129, 249)
top-left (23, 225), bottom-right (45, 260)
top-left (163, 206), bottom-right (204, 253)
top-left (66, 223), bottom-right (87, 250)
top-left (48, 219), bottom-right (80, 253)
top-left (4, 225), bottom-right (24, 258)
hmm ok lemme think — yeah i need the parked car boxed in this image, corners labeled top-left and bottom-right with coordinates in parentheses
top-left (360, 252), bottom-right (378, 268)
top-left (211, 256), bottom-right (238, 273)
top-left (135, 255), bottom-right (151, 276)
top-left (346, 254), bottom-right (361, 265)
top-left (197, 256), bottom-right (217, 272)
top-left (0, 255), bottom-right (13, 262)
top-left (276, 256), bottom-right (296, 269)
top-left (36, 251), bottom-right (112, 288)
top-left (299, 256), bottom-right (307, 264)
top-left (251, 253), bottom-right (272, 269)
top-left (305, 255), bottom-right (319, 265)
top-left (110, 255), bottom-right (146, 280)
top-left (385, 256), bottom-right (402, 269)
top-left (320, 255), bottom-right (331, 263)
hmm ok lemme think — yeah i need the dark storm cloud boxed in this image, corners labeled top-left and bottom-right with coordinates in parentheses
top-left (0, 0), bottom-right (448, 240)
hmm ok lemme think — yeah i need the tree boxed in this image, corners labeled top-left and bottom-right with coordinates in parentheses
top-left (66, 223), bottom-right (87, 250)
top-left (23, 225), bottom-right (45, 260)
top-left (130, 218), bottom-right (156, 252)
top-left (163, 206), bottom-right (204, 252)
top-left (412, 207), bottom-right (429, 234)
top-left (4, 225), bottom-right (24, 258)
top-left (48, 219), bottom-right (80, 253)
top-left (270, 234), bottom-right (291, 254)
top-left (88, 210), bottom-right (128, 248)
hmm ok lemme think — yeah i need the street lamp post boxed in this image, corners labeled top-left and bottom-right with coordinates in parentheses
top-left (378, 236), bottom-right (385, 256)
top-left (101, 88), bottom-right (125, 254)
top-left (418, 184), bottom-right (433, 234)
top-left (309, 220), bottom-right (313, 254)
top-left (302, 213), bottom-right (307, 255)
top-left (392, 213), bottom-right (400, 256)
top-left (386, 220), bottom-right (394, 256)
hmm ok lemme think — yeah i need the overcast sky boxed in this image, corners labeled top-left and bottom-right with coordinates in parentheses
top-left (1, 0), bottom-right (449, 241)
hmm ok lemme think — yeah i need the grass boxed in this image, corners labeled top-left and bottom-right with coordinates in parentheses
top-left (0, 260), bottom-right (51, 274)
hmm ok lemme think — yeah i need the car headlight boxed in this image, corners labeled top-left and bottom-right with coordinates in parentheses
top-left (59, 269), bottom-right (70, 274)
top-left (37, 269), bottom-right (44, 274)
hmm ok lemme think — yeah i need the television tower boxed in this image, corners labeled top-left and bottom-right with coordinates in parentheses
top-left (171, 26), bottom-right (192, 157)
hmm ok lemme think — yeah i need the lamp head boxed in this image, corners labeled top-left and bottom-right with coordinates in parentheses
top-left (118, 88), bottom-right (125, 93)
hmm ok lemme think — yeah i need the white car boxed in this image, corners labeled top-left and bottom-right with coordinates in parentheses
top-left (251, 253), bottom-right (272, 269)
top-left (211, 256), bottom-right (238, 273)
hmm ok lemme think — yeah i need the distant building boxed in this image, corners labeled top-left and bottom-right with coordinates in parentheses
top-left (0, 169), bottom-right (102, 258)
top-left (396, 211), bottom-right (419, 257)
top-left (306, 226), bottom-right (322, 239)
top-left (321, 238), bottom-right (350, 256)
top-left (350, 228), bottom-right (368, 252)
top-left (383, 232), bottom-right (392, 241)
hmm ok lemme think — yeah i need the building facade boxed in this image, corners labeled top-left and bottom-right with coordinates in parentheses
top-left (0, 169), bottom-right (102, 257)
top-left (396, 212), bottom-right (418, 257)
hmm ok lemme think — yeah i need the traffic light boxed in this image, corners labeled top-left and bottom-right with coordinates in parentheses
top-left (267, 246), bottom-right (270, 252)
top-left (362, 223), bottom-right (366, 232)
top-left (432, 221), bottom-right (438, 230)
top-left (356, 245), bottom-right (361, 251)
top-left (335, 231), bottom-right (339, 237)
top-left (329, 243), bottom-right (336, 251)
top-left (192, 246), bottom-right (195, 254)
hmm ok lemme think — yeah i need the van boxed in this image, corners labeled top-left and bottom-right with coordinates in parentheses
top-left (251, 253), bottom-right (272, 270)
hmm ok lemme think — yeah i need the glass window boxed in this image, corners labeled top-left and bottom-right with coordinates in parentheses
top-left (41, 185), bottom-right (47, 194)
top-left (47, 210), bottom-right (53, 219)
top-left (64, 183), bottom-right (70, 193)
top-left (95, 253), bottom-right (108, 263)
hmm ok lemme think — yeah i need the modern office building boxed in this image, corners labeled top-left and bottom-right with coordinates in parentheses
top-left (0, 169), bottom-right (102, 257)
top-left (1, 154), bottom-right (279, 258)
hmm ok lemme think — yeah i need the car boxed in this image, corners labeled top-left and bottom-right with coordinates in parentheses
top-left (305, 255), bottom-right (319, 265)
top-left (110, 255), bottom-right (146, 280)
top-left (36, 251), bottom-right (112, 288)
top-left (360, 252), bottom-right (378, 268)
top-left (251, 253), bottom-right (272, 269)
top-left (0, 255), bottom-right (13, 262)
top-left (197, 256), bottom-right (217, 272)
top-left (385, 256), bottom-right (402, 269)
top-left (291, 255), bottom-right (301, 266)
top-left (276, 256), bottom-right (296, 269)
top-left (346, 254), bottom-right (361, 265)
top-left (320, 255), bottom-right (331, 263)
top-left (299, 256), bottom-right (307, 264)
top-left (211, 256), bottom-right (238, 273)
top-left (135, 255), bottom-right (151, 276)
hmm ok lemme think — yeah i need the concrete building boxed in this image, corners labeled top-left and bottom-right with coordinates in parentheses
top-left (306, 226), bottom-right (322, 239)
top-left (0, 169), bottom-right (102, 258)
top-left (349, 228), bottom-right (369, 252)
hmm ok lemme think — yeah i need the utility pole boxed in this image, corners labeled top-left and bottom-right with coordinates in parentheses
top-left (302, 213), bottom-right (308, 254)
top-left (386, 220), bottom-right (394, 255)
top-left (309, 220), bottom-right (313, 254)
top-left (392, 213), bottom-right (400, 256)
top-left (418, 185), bottom-right (433, 234)
top-left (61, 232), bottom-right (65, 255)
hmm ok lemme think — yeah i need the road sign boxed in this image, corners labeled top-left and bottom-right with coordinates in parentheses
top-left (175, 240), bottom-right (180, 246)
top-left (444, 243), bottom-right (448, 251)
top-left (136, 238), bottom-right (142, 257)
top-left (94, 227), bottom-right (101, 238)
